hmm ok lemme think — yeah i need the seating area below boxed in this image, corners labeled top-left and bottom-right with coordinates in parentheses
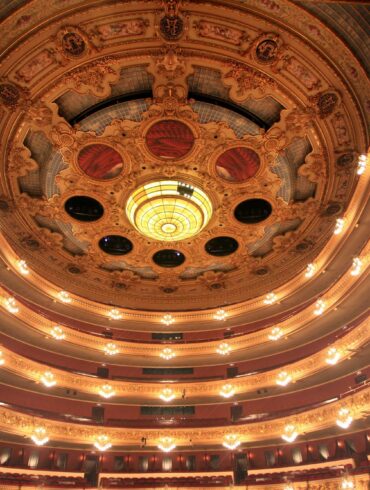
top-left (99, 472), bottom-right (233, 488)
top-left (0, 468), bottom-right (86, 488)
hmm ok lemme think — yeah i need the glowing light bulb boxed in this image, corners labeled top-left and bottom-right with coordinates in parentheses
top-left (350, 257), bottom-right (362, 276)
top-left (336, 408), bottom-right (353, 429)
top-left (222, 434), bottom-right (241, 450)
top-left (104, 343), bottom-right (119, 356)
top-left (282, 424), bottom-right (298, 443)
top-left (214, 309), bottom-right (227, 321)
top-left (314, 299), bottom-right (326, 316)
top-left (50, 325), bottom-right (65, 340)
top-left (216, 342), bottom-right (231, 356)
top-left (264, 292), bottom-right (278, 305)
top-left (4, 297), bottom-right (19, 314)
top-left (108, 308), bottom-right (122, 320)
top-left (40, 371), bottom-right (56, 388)
top-left (268, 327), bottom-right (283, 341)
top-left (99, 384), bottom-right (115, 399)
top-left (159, 388), bottom-right (175, 402)
top-left (17, 260), bottom-right (29, 275)
top-left (342, 478), bottom-right (355, 489)
top-left (0, 351), bottom-right (4, 366)
top-left (305, 263), bottom-right (316, 278)
top-left (58, 291), bottom-right (71, 303)
top-left (94, 434), bottom-right (112, 451)
top-left (325, 347), bottom-right (340, 365)
top-left (219, 384), bottom-right (235, 398)
top-left (334, 218), bottom-right (345, 235)
top-left (161, 314), bottom-right (174, 326)
top-left (160, 348), bottom-right (175, 360)
top-left (31, 427), bottom-right (49, 446)
top-left (157, 437), bottom-right (176, 452)
top-left (357, 154), bottom-right (367, 175)
top-left (276, 371), bottom-right (292, 386)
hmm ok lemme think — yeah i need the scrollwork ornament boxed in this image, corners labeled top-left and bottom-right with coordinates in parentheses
top-left (222, 62), bottom-right (277, 101)
top-left (7, 145), bottom-right (38, 178)
top-left (61, 57), bottom-right (120, 98)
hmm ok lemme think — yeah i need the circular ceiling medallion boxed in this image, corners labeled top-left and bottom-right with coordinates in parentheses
top-left (65, 196), bottom-right (104, 222)
top-left (205, 236), bottom-right (239, 256)
top-left (234, 199), bottom-right (272, 224)
top-left (99, 235), bottom-right (133, 255)
top-left (216, 147), bottom-right (260, 182)
top-left (126, 180), bottom-right (212, 242)
top-left (145, 120), bottom-right (194, 159)
top-left (78, 144), bottom-right (123, 180)
top-left (153, 249), bottom-right (185, 268)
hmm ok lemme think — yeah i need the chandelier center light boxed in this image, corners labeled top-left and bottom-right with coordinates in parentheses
top-left (126, 180), bottom-right (213, 242)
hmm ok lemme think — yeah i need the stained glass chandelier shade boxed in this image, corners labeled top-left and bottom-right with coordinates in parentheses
top-left (126, 180), bottom-right (212, 242)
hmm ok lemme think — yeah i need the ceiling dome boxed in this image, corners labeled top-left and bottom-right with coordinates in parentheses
top-left (126, 180), bottom-right (213, 241)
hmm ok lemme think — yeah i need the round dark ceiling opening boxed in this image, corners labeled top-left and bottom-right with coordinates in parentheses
top-left (234, 199), bottom-right (272, 224)
top-left (99, 235), bottom-right (133, 255)
top-left (153, 249), bottom-right (185, 268)
top-left (64, 196), bottom-right (104, 222)
top-left (205, 236), bottom-right (239, 256)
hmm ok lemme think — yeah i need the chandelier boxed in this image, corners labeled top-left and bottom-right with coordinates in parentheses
top-left (126, 180), bottom-right (212, 242)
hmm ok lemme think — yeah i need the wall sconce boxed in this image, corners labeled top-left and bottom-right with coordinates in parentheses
top-left (31, 427), bottom-right (49, 446)
top-left (50, 325), bottom-right (65, 340)
top-left (158, 437), bottom-right (176, 452)
top-left (305, 263), bottom-right (316, 278)
top-left (98, 384), bottom-right (115, 399)
top-left (264, 292), bottom-right (278, 305)
top-left (160, 348), bottom-right (176, 360)
top-left (350, 257), bottom-right (362, 276)
top-left (40, 371), bottom-right (57, 388)
top-left (108, 308), bottom-right (122, 320)
top-left (17, 260), bottom-right (29, 275)
top-left (334, 218), bottom-right (345, 235)
top-left (357, 154), bottom-right (367, 175)
top-left (268, 327), bottom-right (283, 341)
top-left (281, 424), bottom-right (298, 443)
top-left (4, 297), bottom-right (19, 314)
top-left (161, 314), bottom-right (175, 326)
top-left (58, 291), bottom-right (71, 303)
top-left (159, 387), bottom-right (175, 402)
top-left (222, 434), bottom-right (241, 450)
top-left (216, 342), bottom-right (231, 355)
top-left (214, 309), bottom-right (227, 321)
top-left (336, 408), bottom-right (353, 429)
top-left (219, 384), bottom-right (235, 398)
top-left (325, 347), bottom-right (340, 365)
top-left (104, 343), bottom-right (119, 356)
top-left (94, 434), bottom-right (112, 451)
top-left (276, 371), bottom-right (292, 386)
top-left (314, 299), bottom-right (326, 316)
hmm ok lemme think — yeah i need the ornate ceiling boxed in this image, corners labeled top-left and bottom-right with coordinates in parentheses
top-left (0, 0), bottom-right (368, 313)
top-left (0, 0), bottom-right (369, 470)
